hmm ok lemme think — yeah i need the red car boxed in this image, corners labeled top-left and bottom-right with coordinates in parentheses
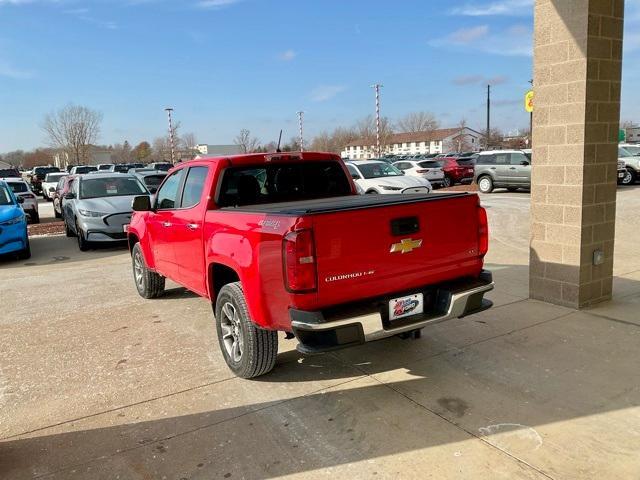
top-left (52, 175), bottom-right (76, 219)
top-left (127, 152), bottom-right (493, 378)
top-left (437, 157), bottom-right (476, 187)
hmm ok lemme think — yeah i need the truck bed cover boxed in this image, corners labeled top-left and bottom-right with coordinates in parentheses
top-left (220, 192), bottom-right (471, 216)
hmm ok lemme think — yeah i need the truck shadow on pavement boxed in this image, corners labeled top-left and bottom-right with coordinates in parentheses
top-left (1, 263), bottom-right (639, 479)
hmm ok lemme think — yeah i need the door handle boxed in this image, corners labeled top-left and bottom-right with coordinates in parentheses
top-left (490, 167), bottom-right (497, 170)
top-left (186, 223), bottom-right (199, 231)
top-left (509, 167), bottom-right (517, 170)
top-left (162, 221), bottom-right (172, 227)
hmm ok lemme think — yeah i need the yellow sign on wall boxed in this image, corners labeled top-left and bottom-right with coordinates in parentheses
top-left (525, 90), bottom-right (534, 113)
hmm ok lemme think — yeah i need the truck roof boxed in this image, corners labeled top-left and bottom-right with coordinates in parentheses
top-left (193, 151), bottom-right (341, 166)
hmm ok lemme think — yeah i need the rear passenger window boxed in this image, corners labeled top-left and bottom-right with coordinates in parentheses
top-left (180, 167), bottom-right (209, 208)
top-left (494, 153), bottom-right (510, 165)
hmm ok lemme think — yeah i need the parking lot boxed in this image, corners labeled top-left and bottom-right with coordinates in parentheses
top-left (1, 188), bottom-right (640, 479)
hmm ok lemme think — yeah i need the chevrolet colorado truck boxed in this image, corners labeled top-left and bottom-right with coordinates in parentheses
top-left (127, 152), bottom-right (493, 378)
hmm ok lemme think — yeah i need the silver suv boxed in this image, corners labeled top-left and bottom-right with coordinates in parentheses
top-left (619, 145), bottom-right (640, 185)
top-left (474, 150), bottom-right (531, 193)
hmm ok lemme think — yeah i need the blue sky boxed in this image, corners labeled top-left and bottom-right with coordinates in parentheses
top-left (1, 0), bottom-right (639, 151)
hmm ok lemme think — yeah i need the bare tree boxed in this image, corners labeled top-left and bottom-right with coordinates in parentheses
top-left (182, 132), bottom-right (198, 151)
top-left (42, 104), bottom-right (102, 165)
top-left (396, 111), bottom-right (440, 133)
top-left (356, 115), bottom-right (394, 151)
top-left (310, 126), bottom-right (359, 154)
top-left (234, 129), bottom-right (260, 153)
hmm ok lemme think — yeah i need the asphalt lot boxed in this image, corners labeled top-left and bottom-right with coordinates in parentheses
top-left (1, 188), bottom-right (640, 479)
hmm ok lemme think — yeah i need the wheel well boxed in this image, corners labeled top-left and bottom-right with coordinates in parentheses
top-left (127, 234), bottom-right (139, 255)
top-left (209, 263), bottom-right (240, 305)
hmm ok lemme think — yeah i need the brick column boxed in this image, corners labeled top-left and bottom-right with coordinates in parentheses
top-left (530, 0), bottom-right (624, 308)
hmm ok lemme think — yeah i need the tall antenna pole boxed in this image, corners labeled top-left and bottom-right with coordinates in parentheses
top-left (297, 111), bottom-right (304, 152)
top-left (371, 84), bottom-right (383, 158)
top-left (486, 85), bottom-right (491, 149)
top-left (165, 107), bottom-right (175, 164)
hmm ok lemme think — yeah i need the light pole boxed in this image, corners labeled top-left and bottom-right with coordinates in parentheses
top-left (297, 111), bottom-right (304, 152)
top-left (486, 85), bottom-right (491, 149)
top-left (371, 84), bottom-right (383, 158)
top-left (165, 107), bottom-right (175, 164)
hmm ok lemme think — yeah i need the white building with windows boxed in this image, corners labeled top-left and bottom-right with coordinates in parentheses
top-left (194, 144), bottom-right (243, 156)
top-left (341, 127), bottom-right (484, 160)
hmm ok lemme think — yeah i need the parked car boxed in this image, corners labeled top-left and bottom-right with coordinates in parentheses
top-left (63, 174), bottom-right (149, 251)
top-left (53, 175), bottom-right (77, 219)
top-left (69, 165), bottom-right (98, 175)
top-left (392, 160), bottom-right (445, 188)
top-left (102, 164), bottom-right (129, 173)
top-left (0, 167), bottom-right (21, 179)
top-left (429, 157), bottom-right (476, 187)
top-left (148, 162), bottom-right (173, 172)
top-left (132, 170), bottom-right (167, 194)
top-left (41, 172), bottom-right (68, 201)
top-left (1, 178), bottom-right (39, 223)
top-left (29, 166), bottom-right (60, 194)
top-left (0, 180), bottom-right (30, 259)
top-left (346, 160), bottom-right (432, 194)
top-left (618, 145), bottom-right (640, 185)
top-left (474, 150), bottom-right (531, 193)
top-left (127, 152), bottom-right (493, 378)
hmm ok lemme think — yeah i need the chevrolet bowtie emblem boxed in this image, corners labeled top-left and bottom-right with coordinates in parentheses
top-left (390, 238), bottom-right (423, 254)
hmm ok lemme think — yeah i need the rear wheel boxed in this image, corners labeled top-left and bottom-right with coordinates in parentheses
top-left (621, 168), bottom-right (636, 186)
top-left (215, 282), bottom-right (278, 379)
top-left (132, 243), bottom-right (165, 298)
top-left (366, 190), bottom-right (379, 194)
top-left (478, 176), bottom-right (494, 194)
top-left (442, 176), bottom-right (452, 188)
top-left (54, 207), bottom-right (61, 219)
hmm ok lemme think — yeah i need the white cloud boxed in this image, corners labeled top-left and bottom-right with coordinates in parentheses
top-left (278, 49), bottom-right (296, 61)
top-left (196, 0), bottom-right (241, 9)
top-left (430, 23), bottom-right (531, 56)
top-left (0, 60), bottom-right (33, 79)
top-left (451, 0), bottom-right (533, 16)
top-left (310, 85), bottom-right (346, 102)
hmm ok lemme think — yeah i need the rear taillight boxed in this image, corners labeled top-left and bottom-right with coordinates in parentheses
top-left (283, 230), bottom-right (317, 292)
top-left (477, 206), bottom-right (489, 257)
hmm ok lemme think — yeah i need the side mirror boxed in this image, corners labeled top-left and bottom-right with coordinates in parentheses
top-left (350, 173), bottom-right (360, 180)
top-left (148, 187), bottom-right (158, 194)
top-left (64, 192), bottom-right (75, 200)
top-left (17, 196), bottom-right (24, 204)
top-left (521, 161), bottom-right (530, 166)
top-left (132, 195), bottom-right (152, 212)
top-left (49, 187), bottom-right (56, 192)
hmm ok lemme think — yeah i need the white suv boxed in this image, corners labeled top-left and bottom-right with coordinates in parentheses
top-left (392, 159), bottom-right (445, 188)
top-left (1, 178), bottom-right (39, 223)
top-left (619, 145), bottom-right (640, 185)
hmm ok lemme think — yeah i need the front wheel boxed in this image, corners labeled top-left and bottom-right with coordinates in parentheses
top-left (30, 211), bottom-right (40, 224)
top-left (442, 176), bottom-right (452, 188)
top-left (17, 238), bottom-right (31, 260)
top-left (132, 243), bottom-right (165, 298)
top-left (215, 282), bottom-right (278, 379)
top-left (76, 220), bottom-right (90, 251)
top-left (621, 168), bottom-right (636, 186)
top-left (478, 176), bottom-right (494, 194)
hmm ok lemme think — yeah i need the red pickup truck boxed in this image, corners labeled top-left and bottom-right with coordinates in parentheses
top-left (127, 152), bottom-right (493, 378)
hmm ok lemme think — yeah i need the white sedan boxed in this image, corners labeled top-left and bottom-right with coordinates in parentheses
top-left (1, 178), bottom-right (39, 223)
top-left (346, 160), bottom-right (432, 194)
top-left (392, 159), bottom-right (445, 188)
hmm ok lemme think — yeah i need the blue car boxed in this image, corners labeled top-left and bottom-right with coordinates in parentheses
top-left (0, 180), bottom-right (30, 259)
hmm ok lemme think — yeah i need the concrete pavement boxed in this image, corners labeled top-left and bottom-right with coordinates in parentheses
top-left (1, 189), bottom-right (639, 479)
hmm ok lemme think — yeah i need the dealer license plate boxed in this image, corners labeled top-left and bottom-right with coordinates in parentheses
top-left (123, 224), bottom-right (129, 233)
top-left (389, 293), bottom-right (424, 321)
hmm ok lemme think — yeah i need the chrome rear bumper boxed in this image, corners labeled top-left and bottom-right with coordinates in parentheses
top-left (290, 271), bottom-right (494, 354)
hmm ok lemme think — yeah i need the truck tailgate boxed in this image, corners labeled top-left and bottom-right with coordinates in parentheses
top-left (310, 193), bottom-right (484, 307)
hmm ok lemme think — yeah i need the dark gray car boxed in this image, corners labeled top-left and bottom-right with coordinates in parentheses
top-left (474, 150), bottom-right (531, 193)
